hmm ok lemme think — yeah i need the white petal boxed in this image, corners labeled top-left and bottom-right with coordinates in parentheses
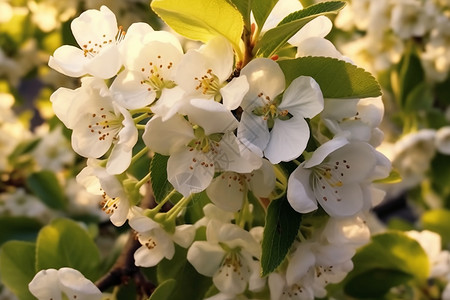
top-left (129, 215), bottom-right (160, 232)
top-left (248, 159), bottom-right (276, 198)
top-left (199, 36), bottom-right (234, 82)
top-left (71, 6), bottom-right (117, 49)
top-left (436, 126), bottom-right (450, 155)
top-left (181, 99), bottom-right (238, 134)
top-left (220, 75), bottom-right (249, 110)
top-left (172, 224), bottom-right (196, 248)
top-left (187, 241), bottom-right (225, 276)
top-left (289, 15), bottom-right (332, 45)
top-left (50, 86), bottom-right (83, 129)
top-left (240, 58), bottom-right (285, 109)
top-left (280, 76), bottom-right (324, 119)
top-left (327, 142), bottom-right (377, 182)
top-left (58, 268), bottom-right (102, 300)
top-left (109, 199), bottom-right (131, 227)
top-left (304, 135), bottom-right (349, 168)
top-left (48, 46), bottom-right (87, 77)
top-left (237, 111), bottom-right (270, 155)
top-left (264, 117), bottom-right (309, 164)
top-left (317, 182), bottom-right (364, 217)
top-left (286, 242), bottom-right (316, 285)
top-left (287, 165), bottom-right (318, 213)
top-left (29, 269), bottom-right (61, 300)
top-left (206, 172), bottom-right (245, 212)
top-left (296, 37), bottom-right (344, 59)
top-left (151, 86), bottom-right (186, 120)
top-left (84, 45), bottom-right (122, 79)
top-left (213, 253), bottom-right (248, 295)
top-left (167, 149), bottom-right (214, 196)
top-left (143, 115), bottom-right (194, 155)
top-left (135, 229), bottom-right (175, 267)
top-left (110, 70), bottom-right (156, 109)
top-left (268, 273), bottom-right (286, 300)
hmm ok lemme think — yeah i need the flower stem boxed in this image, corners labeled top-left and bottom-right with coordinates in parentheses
top-left (136, 172), bottom-right (152, 189)
top-left (149, 189), bottom-right (178, 214)
top-left (166, 194), bottom-right (194, 222)
top-left (130, 107), bottom-right (152, 115)
top-left (131, 147), bottom-right (148, 165)
top-left (134, 112), bottom-right (152, 124)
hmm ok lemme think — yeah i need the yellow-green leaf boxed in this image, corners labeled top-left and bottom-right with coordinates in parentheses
top-left (151, 0), bottom-right (244, 58)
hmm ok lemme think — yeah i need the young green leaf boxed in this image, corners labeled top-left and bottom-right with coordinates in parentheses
top-left (0, 216), bottom-right (42, 246)
top-left (26, 170), bottom-right (68, 210)
top-left (421, 209), bottom-right (450, 247)
top-left (261, 196), bottom-right (302, 276)
top-left (150, 153), bottom-right (181, 204)
top-left (0, 241), bottom-right (37, 300)
top-left (255, 1), bottom-right (345, 58)
top-left (343, 231), bottom-right (430, 298)
top-left (151, 0), bottom-right (244, 57)
top-left (252, 0), bottom-right (279, 29)
top-left (149, 279), bottom-right (176, 300)
top-left (35, 218), bottom-right (101, 281)
top-left (278, 56), bottom-right (381, 98)
top-left (229, 0), bottom-right (252, 29)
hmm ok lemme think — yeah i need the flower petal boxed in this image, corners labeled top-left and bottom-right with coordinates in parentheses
top-left (58, 268), bottom-right (102, 300)
top-left (110, 70), bottom-right (156, 109)
top-left (287, 165), bottom-right (318, 213)
top-left (143, 115), bottom-right (194, 155)
top-left (187, 241), bottom-right (225, 276)
top-left (29, 269), bottom-right (61, 300)
top-left (280, 76), bottom-right (324, 119)
top-left (220, 75), bottom-right (249, 110)
top-left (48, 45), bottom-right (87, 77)
top-left (264, 117), bottom-right (309, 164)
top-left (206, 171), bottom-right (245, 212)
top-left (237, 111), bottom-right (269, 155)
top-left (167, 149), bottom-right (214, 196)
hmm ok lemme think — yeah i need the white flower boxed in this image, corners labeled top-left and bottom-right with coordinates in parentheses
top-left (130, 212), bottom-right (195, 267)
top-left (76, 159), bottom-right (138, 226)
top-left (143, 99), bottom-right (261, 196)
top-left (51, 77), bottom-right (138, 174)
top-left (435, 126), bottom-right (450, 155)
top-left (48, 5), bottom-right (126, 79)
top-left (390, 0), bottom-right (431, 39)
top-left (174, 36), bottom-right (249, 110)
top-left (287, 137), bottom-right (377, 217)
top-left (237, 58), bottom-right (324, 164)
top-left (206, 159), bottom-right (275, 212)
top-left (187, 220), bottom-right (261, 296)
top-left (28, 267), bottom-right (102, 300)
top-left (110, 29), bottom-right (184, 110)
top-left (268, 271), bottom-right (314, 300)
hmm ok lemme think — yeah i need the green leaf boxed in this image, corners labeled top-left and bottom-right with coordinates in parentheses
top-left (278, 56), bottom-right (381, 98)
top-left (157, 245), bottom-right (212, 300)
top-left (150, 154), bottom-right (181, 204)
top-left (344, 231), bottom-right (430, 298)
top-left (7, 137), bottom-right (40, 164)
top-left (261, 197), bottom-right (302, 276)
top-left (0, 216), bottom-right (42, 246)
top-left (252, 0), bottom-right (279, 29)
top-left (0, 241), bottom-right (36, 300)
top-left (404, 81), bottom-right (433, 112)
top-left (184, 191), bottom-right (211, 224)
top-left (26, 170), bottom-right (68, 210)
top-left (421, 209), bottom-right (450, 247)
top-left (149, 279), bottom-right (176, 300)
top-left (396, 44), bottom-right (425, 107)
top-left (229, 0), bottom-right (252, 29)
top-left (151, 0), bottom-right (244, 55)
top-left (35, 218), bottom-right (101, 281)
top-left (256, 1), bottom-right (345, 57)
top-left (345, 269), bottom-right (413, 298)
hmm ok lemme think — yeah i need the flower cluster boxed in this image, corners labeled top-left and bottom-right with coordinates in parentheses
top-left (26, 1), bottom-right (392, 299)
top-left (335, 0), bottom-right (450, 82)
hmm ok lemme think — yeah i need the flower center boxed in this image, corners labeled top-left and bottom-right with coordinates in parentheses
top-left (252, 92), bottom-right (292, 129)
top-left (81, 26), bottom-right (125, 58)
top-left (140, 55), bottom-right (176, 97)
top-left (194, 69), bottom-right (224, 101)
top-left (101, 192), bottom-right (120, 215)
top-left (87, 107), bottom-right (123, 142)
top-left (310, 159), bottom-right (351, 203)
